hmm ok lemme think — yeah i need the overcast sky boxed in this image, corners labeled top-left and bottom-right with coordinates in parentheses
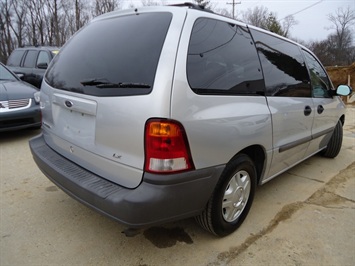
top-left (225, 0), bottom-right (355, 43)
top-left (123, 0), bottom-right (355, 43)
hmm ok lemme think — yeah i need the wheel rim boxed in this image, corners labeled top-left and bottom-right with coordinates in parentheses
top-left (222, 170), bottom-right (251, 223)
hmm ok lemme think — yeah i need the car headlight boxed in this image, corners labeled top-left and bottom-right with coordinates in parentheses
top-left (34, 91), bottom-right (40, 104)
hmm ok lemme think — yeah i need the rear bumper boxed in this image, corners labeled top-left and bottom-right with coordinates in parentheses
top-left (29, 134), bottom-right (224, 228)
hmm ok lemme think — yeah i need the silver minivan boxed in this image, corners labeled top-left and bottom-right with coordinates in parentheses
top-left (30, 3), bottom-right (352, 236)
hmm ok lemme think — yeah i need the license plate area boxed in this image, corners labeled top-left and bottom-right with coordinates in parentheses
top-left (52, 94), bottom-right (97, 146)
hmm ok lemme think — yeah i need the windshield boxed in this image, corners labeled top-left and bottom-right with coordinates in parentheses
top-left (0, 64), bottom-right (18, 81)
top-left (45, 12), bottom-right (172, 96)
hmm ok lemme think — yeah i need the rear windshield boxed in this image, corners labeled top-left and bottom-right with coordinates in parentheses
top-left (45, 12), bottom-right (172, 96)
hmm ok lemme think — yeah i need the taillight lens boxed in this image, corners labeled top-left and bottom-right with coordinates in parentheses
top-left (144, 119), bottom-right (195, 174)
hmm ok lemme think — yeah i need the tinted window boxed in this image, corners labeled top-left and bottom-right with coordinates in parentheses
top-left (23, 50), bottom-right (38, 68)
top-left (187, 18), bottom-right (264, 95)
top-left (302, 50), bottom-right (332, 98)
top-left (251, 30), bottom-right (311, 97)
top-left (37, 51), bottom-right (51, 66)
top-left (7, 50), bottom-right (25, 66)
top-left (46, 13), bottom-right (172, 97)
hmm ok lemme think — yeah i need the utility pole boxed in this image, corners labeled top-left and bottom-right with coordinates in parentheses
top-left (227, 0), bottom-right (241, 19)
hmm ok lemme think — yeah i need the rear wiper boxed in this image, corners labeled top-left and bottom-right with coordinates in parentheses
top-left (96, 82), bottom-right (151, 89)
top-left (80, 78), bottom-right (109, 86)
top-left (80, 79), bottom-right (150, 89)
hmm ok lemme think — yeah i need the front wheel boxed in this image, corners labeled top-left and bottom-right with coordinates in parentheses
top-left (321, 120), bottom-right (343, 158)
top-left (196, 154), bottom-right (257, 236)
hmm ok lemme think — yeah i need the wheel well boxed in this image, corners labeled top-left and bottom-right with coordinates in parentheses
top-left (230, 145), bottom-right (265, 184)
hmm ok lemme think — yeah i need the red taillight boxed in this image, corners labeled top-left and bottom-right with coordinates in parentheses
top-left (144, 119), bottom-right (194, 174)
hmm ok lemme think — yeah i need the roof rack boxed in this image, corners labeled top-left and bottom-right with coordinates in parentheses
top-left (169, 2), bottom-right (214, 13)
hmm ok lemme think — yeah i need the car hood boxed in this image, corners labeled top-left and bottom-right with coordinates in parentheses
top-left (0, 80), bottom-right (38, 101)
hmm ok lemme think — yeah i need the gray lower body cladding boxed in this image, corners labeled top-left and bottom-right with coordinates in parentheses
top-left (29, 134), bottom-right (224, 228)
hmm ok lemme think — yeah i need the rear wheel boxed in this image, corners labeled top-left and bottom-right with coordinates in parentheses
top-left (196, 154), bottom-right (257, 236)
top-left (321, 120), bottom-right (343, 158)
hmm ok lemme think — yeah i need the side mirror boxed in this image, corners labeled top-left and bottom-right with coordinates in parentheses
top-left (37, 62), bottom-right (48, 69)
top-left (336, 85), bottom-right (352, 96)
top-left (17, 73), bottom-right (24, 80)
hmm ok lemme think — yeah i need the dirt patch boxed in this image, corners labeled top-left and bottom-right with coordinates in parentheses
top-left (326, 63), bottom-right (355, 89)
top-left (326, 63), bottom-right (355, 104)
top-left (307, 162), bottom-right (355, 206)
top-left (213, 202), bottom-right (304, 265)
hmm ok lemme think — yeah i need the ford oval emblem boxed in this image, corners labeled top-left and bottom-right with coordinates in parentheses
top-left (65, 100), bottom-right (73, 108)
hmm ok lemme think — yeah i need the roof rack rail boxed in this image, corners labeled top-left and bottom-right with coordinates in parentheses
top-left (169, 2), bottom-right (214, 13)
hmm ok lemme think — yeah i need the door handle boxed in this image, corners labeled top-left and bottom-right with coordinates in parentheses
top-left (317, 105), bottom-right (324, 114)
top-left (304, 105), bottom-right (312, 116)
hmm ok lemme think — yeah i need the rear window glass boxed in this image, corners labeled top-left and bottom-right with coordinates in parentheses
top-left (45, 13), bottom-right (172, 96)
top-left (187, 18), bottom-right (264, 95)
top-left (7, 50), bottom-right (25, 67)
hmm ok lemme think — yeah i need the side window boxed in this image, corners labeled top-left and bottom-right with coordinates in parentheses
top-left (302, 50), bottom-right (332, 98)
top-left (7, 50), bottom-right (25, 66)
top-left (36, 51), bottom-right (51, 66)
top-left (187, 18), bottom-right (264, 95)
top-left (251, 29), bottom-right (311, 97)
top-left (23, 50), bottom-right (38, 68)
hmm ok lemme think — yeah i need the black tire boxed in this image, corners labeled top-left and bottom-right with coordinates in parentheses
top-left (195, 154), bottom-right (257, 237)
top-left (321, 120), bottom-right (343, 158)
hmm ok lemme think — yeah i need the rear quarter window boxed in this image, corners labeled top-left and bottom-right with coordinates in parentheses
top-left (187, 18), bottom-right (264, 95)
top-left (7, 50), bottom-right (25, 67)
top-left (45, 12), bottom-right (172, 97)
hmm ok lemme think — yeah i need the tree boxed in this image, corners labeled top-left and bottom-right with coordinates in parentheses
top-left (242, 6), bottom-right (269, 28)
top-left (9, 0), bottom-right (27, 48)
top-left (215, 7), bottom-right (233, 19)
top-left (327, 6), bottom-right (355, 65)
top-left (25, 0), bottom-right (48, 46)
top-left (0, 0), bottom-right (14, 61)
top-left (141, 0), bottom-right (164, 6)
top-left (92, 0), bottom-right (120, 17)
top-left (307, 6), bottom-right (355, 66)
top-left (242, 6), bottom-right (296, 37)
top-left (308, 39), bottom-right (334, 66)
top-left (193, 0), bottom-right (211, 8)
top-left (49, 0), bottom-right (61, 46)
top-left (282, 15), bottom-right (298, 38)
top-left (76, 0), bottom-right (90, 31)
top-left (265, 13), bottom-right (285, 36)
